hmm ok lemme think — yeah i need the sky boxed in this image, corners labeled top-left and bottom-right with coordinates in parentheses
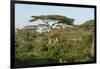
top-left (15, 3), bottom-right (95, 28)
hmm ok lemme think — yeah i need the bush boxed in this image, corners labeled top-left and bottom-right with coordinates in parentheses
top-left (15, 25), bottom-right (95, 67)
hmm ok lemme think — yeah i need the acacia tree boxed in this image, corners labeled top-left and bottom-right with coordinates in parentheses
top-left (29, 15), bottom-right (74, 32)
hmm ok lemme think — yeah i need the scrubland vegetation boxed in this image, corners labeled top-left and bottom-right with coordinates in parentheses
top-left (15, 15), bottom-right (95, 67)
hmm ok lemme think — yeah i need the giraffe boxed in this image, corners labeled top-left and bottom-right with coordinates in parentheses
top-left (47, 26), bottom-right (63, 46)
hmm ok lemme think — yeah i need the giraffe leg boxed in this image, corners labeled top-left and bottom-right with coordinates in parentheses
top-left (47, 39), bottom-right (52, 46)
top-left (53, 41), bottom-right (56, 46)
top-left (54, 38), bottom-right (58, 45)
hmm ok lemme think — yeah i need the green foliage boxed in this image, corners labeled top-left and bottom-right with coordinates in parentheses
top-left (30, 15), bottom-right (74, 24)
top-left (15, 18), bottom-right (95, 67)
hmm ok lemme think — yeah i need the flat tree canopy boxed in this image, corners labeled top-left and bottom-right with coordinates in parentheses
top-left (29, 15), bottom-right (74, 25)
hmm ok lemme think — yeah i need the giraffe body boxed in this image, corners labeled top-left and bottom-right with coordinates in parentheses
top-left (47, 27), bottom-right (63, 46)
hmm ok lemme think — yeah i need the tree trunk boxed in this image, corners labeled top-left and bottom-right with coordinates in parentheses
top-left (91, 35), bottom-right (94, 56)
